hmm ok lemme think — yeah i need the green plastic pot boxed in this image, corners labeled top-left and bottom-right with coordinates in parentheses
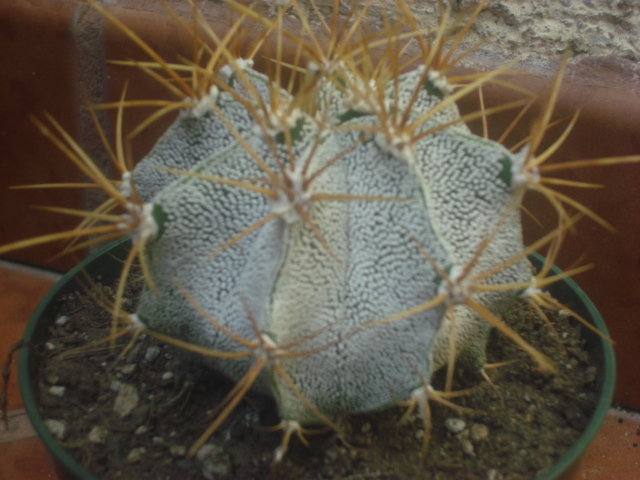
top-left (19, 239), bottom-right (615, 480)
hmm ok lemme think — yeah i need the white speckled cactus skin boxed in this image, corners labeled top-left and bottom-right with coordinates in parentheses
top-left (132, 63), bottom-right (531, 425)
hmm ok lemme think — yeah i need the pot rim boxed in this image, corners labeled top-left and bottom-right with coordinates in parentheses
top-left (529, 252), bottom-right (616, 480)
top-left (18, 239), bottom-right (615, 480)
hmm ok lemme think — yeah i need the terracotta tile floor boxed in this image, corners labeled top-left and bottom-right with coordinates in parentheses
top-left (0, 260), bottom-right (638, 479)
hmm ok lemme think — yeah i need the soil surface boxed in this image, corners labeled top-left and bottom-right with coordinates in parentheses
top-left (31, 269), bottom-right (599, 480)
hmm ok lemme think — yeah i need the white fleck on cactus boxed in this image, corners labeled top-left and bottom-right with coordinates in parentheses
top-left (2, 0), bottom-right (637, 463)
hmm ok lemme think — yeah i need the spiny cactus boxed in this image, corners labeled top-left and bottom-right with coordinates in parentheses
top-left (1, 0), bottom-right (636, 463)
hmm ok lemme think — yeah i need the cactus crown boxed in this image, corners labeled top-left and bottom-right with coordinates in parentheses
top-left (1, 0), bottom-right (636, 463)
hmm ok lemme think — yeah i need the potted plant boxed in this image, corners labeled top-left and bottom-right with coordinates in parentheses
top-left (0, 0), bottom-right (631, 478)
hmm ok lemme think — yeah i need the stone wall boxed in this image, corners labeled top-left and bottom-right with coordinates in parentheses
top-left (299, 0), bottom-right (640, 91)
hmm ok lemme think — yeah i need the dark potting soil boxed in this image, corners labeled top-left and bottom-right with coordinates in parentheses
top-left (31, 269), bottom-right (600, 480)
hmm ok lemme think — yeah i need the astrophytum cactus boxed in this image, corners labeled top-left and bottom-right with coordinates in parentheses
top-left (1, 0), bottom-right (631, 461)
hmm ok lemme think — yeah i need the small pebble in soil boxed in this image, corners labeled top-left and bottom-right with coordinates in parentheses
top-left (196, 444), bottom-right (232, 480)
top-left (49, 385), bottom-right (65, 397)
top-left (88, 426), bottom-right (108, 444)
top-left (470, 423), bottom-right (490, 442)
top-left (55, 316), bottom-right (69, 325)
top-left (487, 469), bottom-right (503, 480)
top-left (44, 419), bottom-right (66, 440)
top-left (444, 418), bottom-right (466, 434)
top-left (127, 447), bottom-right (146, 463)
top-left (144, 346), bottom-right (161, 363)
top-left (113, 383), bottom-right (139, 418)
top-left (120, 364), bottom-right (136, 375)
top-left (460, 437), bottom-right (475, 456)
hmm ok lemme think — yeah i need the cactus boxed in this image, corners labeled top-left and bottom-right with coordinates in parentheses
top-left (1, 0), bottom-right (636, 464)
